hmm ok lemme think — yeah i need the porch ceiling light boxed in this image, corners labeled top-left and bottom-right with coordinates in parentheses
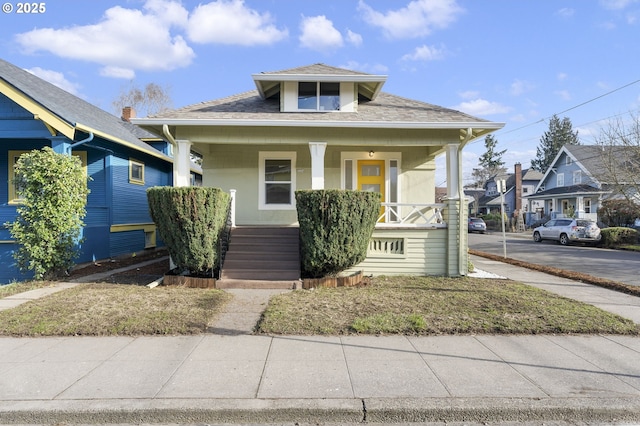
top-left (369, 150), bottom-right (374, 158)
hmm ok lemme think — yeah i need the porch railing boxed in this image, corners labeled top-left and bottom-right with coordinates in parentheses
top-left (376, 203), bottom-right (447, 228)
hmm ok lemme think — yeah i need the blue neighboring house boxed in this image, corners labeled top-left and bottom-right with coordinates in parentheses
top-left (0, 58), bottom-right (179, 284)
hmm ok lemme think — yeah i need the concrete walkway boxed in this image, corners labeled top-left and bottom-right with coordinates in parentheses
top-left (2, 259), bottom-right (640, 423)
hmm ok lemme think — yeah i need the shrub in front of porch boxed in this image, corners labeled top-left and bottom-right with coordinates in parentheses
top-left (147, 187), bottom-right (230, 277)
top-left (296, 190), bottom-right (380, 278)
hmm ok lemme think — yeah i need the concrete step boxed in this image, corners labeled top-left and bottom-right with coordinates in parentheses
top-left (221, 269), bottom-right (300, 281)
top-left (231, 226), bottom-right (299, 237)
top-left (215, 279), bottom-right (299, 289)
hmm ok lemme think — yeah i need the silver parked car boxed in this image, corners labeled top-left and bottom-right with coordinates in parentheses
top-left (533, 218), bottom-right (601, 245)
top-left (468, 217), bottom-right (487, 234)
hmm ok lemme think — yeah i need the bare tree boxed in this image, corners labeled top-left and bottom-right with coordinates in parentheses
top-left (112, 81), bottom-right (173, 117)
top-left (594, 112), bottom-right (640, 205)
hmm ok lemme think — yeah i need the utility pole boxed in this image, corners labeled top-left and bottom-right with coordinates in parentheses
top-left (498, 179), bottom-right (507, 258)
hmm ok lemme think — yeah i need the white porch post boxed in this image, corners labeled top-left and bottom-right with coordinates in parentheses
top-left (309, 142), bottom-right (327, 190)
top-left (576, 196), bottom-right (584, 218)
top-left (446, 144), bottom-right (460, 198)
top-left (174, 139), bottom-right (192, 187)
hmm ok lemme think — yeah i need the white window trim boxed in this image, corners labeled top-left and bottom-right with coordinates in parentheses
top-left (297, 82), bottom-right (341, 112)
top-left (259, 151), bottom-right (297, 210)
top-left (340, 151), bottom-right (402, 203)
top-left (557, 173), bottom-right (564, 187)
top-left (573, 170), bottom-right (581, 185)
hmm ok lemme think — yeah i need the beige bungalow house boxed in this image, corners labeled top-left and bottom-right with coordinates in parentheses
top-left (133, 64), bottom-right (503, 281)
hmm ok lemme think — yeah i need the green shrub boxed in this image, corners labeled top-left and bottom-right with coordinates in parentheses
top-left (598, 199), bottom-right (640, 227)
top-left (6, 147), bottom-right (89, 280)
top-left (296, 190), bottom-right (380, 278)
top-left (147, 187), bottom-right (230, 277)
top-left (600, 227), bottom-right (639, 248)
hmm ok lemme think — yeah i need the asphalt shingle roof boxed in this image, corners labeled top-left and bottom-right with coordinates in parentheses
top-left (0, 59), bottom-right (170, 160)
top-left (149, 90), bottom-right (492, 125)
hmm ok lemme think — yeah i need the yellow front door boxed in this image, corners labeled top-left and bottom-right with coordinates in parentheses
top-left (358, 160), bottom-right (385, 220)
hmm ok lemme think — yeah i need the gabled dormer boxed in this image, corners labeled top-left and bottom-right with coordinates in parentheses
top-left (252, 63), bottom-right (387, 113)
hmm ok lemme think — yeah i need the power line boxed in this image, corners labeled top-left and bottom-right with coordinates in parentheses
top-left (496, 78), bottom-right (640, 137)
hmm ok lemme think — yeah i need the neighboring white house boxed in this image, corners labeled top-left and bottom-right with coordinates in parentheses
top-left (133, 64), bottom-right (504, 277)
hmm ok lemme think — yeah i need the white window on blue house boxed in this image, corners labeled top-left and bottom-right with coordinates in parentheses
top-left (557, 173), bottom-right (565, 187)
top-left (573, 170), bottom-right (581, 185)
top-left (584, 198), bottom-right (592, 213)
top-left (129, 159), bottom-right (145, 185)
top-left (259, 151), bottom-right (296, 210)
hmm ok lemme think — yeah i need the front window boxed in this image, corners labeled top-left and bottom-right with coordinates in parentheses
top-left (584, 198), bottom-right (591, 214)
top-left (259, 152), bottom-right (296, 210)
top-left (298, 82), bottom-right (340, 111)
top-left (557, 173), bottom-right (565, 187)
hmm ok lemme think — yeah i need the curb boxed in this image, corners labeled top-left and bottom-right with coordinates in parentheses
top-left (2, 397), bottom-right (640, 424)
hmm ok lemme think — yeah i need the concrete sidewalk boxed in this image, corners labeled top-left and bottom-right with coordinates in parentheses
top-left (2, 259), bottom-right (640, 423)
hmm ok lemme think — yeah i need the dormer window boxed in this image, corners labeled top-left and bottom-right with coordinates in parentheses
top-left (298, 82), bottom-right (340, 111)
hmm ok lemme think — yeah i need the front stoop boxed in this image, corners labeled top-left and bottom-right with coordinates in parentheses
top-left (218, 226), bottom-right (301, 289)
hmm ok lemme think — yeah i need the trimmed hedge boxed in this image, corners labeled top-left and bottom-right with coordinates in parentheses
top-left (296, 190), bottom-right (380, 278)
top-left (147, 187), bottom-right (230, 277)
top-left (600, 227), bottom-right (639, 248)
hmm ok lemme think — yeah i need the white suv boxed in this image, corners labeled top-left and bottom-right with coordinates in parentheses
top-left (533, 218), bottom-right (601, 246)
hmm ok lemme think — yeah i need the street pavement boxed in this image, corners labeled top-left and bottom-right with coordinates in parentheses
top-left (2, 258), bottom-right (640, 423)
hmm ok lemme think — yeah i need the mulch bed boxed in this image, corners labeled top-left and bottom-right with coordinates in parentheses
top-left (65, 248), bottom-right (170, 285)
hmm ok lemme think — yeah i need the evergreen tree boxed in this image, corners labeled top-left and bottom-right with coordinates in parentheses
top-left (471, 134), bottom-right (507, 187)
top-left (531, 115), bottom-right (580, 172)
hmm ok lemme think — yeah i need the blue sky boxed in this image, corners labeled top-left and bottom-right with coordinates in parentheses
top-left (1, 0), bottom-right (639, 185)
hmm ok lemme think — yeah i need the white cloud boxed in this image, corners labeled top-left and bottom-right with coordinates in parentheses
top-left (100, 66), bottom-right (136, 80)
top-left (15, 1), bottom-right (194, 79)
top-left (401, 44), bottom-right (445, 61)
top-left (554, 90), bottom-right (572, 101)
top-left (346, 29), bottom-right (363, 47)
top-left (600, 0), bottom-right (637, 10)
top-left (556, 7), bottom-right (575, 18)
top-left (187, 0), bottom-right (288, 45)
top-left (358, 0), bottom-right (464, 39)
top-left (557, 72), bottom-right (568, 81)
top-left (299, 15), bottom-right (343, 52)
top-left (510, 79), bottom-right (534, 96)
top-left (26, 67), bottom-right (81, 95)
top-left (340, 61), bottom-right (388, 74)
top-left (458, 90), bottom-right (479, 100)
top-left (452, 99), bottom-right (511, 116)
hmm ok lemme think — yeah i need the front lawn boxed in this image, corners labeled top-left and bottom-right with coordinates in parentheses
top-left (257, 276), bottom-right (639, 335)
top-left (0, 283), bottom-right (231, 336)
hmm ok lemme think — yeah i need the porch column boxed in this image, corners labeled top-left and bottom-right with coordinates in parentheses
top-left (309, 142), bottom-right (327, 190)
top-left (174, 139), bottom-right (192, 187)
top-left (444, 143), bottom-right (466, 277)
top-left (445, 144), bottom-right (460, 198)
top-left (576, 196), bottom-right (584, 218)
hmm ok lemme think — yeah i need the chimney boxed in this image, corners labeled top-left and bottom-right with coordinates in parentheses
top-left (514, 162), bottom-right (522, 211)
top-left (121, 106), bottom-right (135, 122)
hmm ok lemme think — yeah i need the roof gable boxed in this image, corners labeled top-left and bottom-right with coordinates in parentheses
top-left (252, 63), bottom-right (387, 101)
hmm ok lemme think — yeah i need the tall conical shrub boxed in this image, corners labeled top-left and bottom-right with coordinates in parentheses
top-left (147, 187), bottom-right (230, 276)
top-left (296, 190), bottom-right (380, 278)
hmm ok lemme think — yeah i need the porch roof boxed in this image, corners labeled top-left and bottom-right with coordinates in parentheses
top-left (525, 184), bottom-right (608, 199)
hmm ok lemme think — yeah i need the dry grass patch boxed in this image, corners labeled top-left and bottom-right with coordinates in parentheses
top-left (257, 276), bottom-right (640, 335)
top-left (0, 283), bottom-right (231, 336)
top-left (0, 280), bottom-right (56, 298)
